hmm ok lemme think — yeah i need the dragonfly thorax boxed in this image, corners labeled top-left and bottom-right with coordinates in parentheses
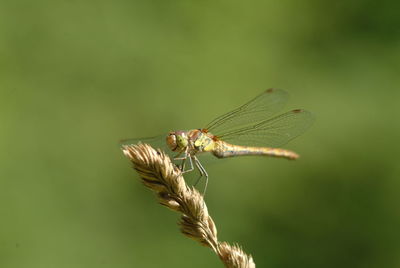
top-left (192, 131), bottom-right (215, 153)
top-left (166, 129), bottom-right (216, 154)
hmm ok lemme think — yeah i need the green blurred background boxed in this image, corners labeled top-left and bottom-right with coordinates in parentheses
top-left (1, 0), bottom-right (400, 267)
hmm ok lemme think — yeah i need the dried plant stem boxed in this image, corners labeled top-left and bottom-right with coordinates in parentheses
top-left (122, 144), bottom-right (255, 268)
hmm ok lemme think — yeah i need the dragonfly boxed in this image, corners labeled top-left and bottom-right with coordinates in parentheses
top-left (121, 88), bottom-right (314, 194)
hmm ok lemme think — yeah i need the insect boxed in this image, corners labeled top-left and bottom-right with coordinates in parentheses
top-left (122, 88), bottom-right (314, 194)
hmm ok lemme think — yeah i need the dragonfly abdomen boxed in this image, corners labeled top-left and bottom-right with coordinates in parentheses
top-left (212, 142), bottom-right (299, 160)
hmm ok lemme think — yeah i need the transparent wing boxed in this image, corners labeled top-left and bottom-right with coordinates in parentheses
top-left (119, 134), bottom-right (171, 153)
top-left (204, 88), bottom-right (289, 135)
top-left (218, 109), bottom-right (314, 147)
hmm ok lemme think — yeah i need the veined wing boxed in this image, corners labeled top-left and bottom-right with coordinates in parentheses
top-left (218, 109), bottom-right (314, 148)
top-left (204, 88), bottom-right (289, 135)
top-left (120, 134), bottom-right (170, 153)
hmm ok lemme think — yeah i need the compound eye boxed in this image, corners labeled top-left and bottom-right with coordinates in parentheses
top-left (166, 133), bottom-right (177, 151)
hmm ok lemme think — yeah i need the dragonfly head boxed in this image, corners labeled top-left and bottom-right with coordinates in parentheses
top-left (166, 131), bottom-right (189, 152)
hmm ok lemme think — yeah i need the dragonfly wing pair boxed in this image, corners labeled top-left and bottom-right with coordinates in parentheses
top-left (204, 88), bottom-right (314, 148)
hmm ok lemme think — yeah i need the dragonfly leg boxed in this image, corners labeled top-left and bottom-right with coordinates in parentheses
top-left (174, 150), bottom-right (190, 172)
top-left (180, 157), bottom-right (187, 171)
top-left (174, 151), bottom-right (187, 162)
top-left (193, 156), bottom-right (209, 195)
top-left (181, 154), bottom-right (194, 174)
top-left (173, 152), bottom-right (184, 168)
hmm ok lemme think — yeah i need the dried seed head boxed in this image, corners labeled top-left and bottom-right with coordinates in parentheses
top-left (122, 144), bottom-right (255, 268)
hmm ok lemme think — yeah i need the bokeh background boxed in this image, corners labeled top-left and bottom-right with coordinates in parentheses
top-left (1, 0), bottom-right (400, 267)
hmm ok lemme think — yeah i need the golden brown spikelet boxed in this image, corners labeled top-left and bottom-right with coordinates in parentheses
top-left (122, 144), bottom-right (255, 268)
